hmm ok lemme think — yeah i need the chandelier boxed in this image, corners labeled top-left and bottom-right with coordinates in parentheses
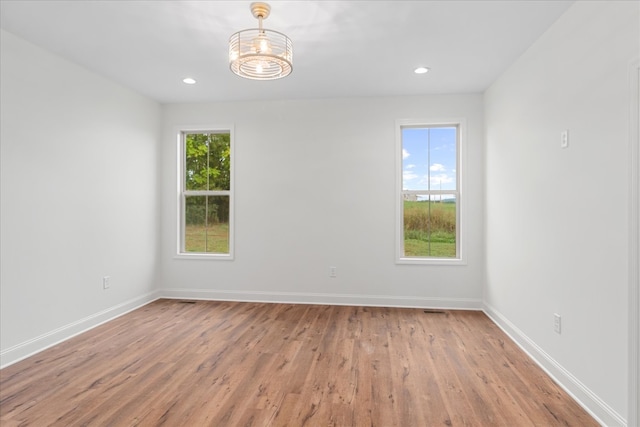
top-left (229, 2), bottom-right (293, 80)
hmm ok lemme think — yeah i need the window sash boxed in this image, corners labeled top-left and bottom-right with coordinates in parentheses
top-left (396, 120), bottom-right (464, 264)
top-left (402, 190), bottom-right (459, 197)
top-left (177, 129), bottom-right (234, 259)
top-left (183, 190), bottom-right (230, 197)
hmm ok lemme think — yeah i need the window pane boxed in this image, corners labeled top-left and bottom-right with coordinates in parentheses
top-left (428, 127), bottom-right (457, 190)
top-left (184, 195), bottom-right (230, 253)
top-left (185, 134), bottom-right (209, 191)
top-left (402, 128), bottom-right (429, 190)
top-left (402, 127), bottom-right (457, 191)
top-left (207, 133), bottom-right (231, 191)
top-left (403, 195), bottom-right (457, 258)
top-left (184, 133), bottom-right (231, 191)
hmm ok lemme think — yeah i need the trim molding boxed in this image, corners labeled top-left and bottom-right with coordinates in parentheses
top-left (159, 288), bottom-right (482, 310)
top-left (628, 57), bottom-right (640, 427)
top-left (483, 303), bottom-right (626, 427)
top-left (0, 291), bottom-right (160, 369)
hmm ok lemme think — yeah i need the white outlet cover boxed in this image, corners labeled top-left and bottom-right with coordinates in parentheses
top-left (553, 313), bottom-right (561, 334)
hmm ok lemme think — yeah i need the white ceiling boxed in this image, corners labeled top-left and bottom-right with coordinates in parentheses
top-left (0, 1), bottom-right (573, 104)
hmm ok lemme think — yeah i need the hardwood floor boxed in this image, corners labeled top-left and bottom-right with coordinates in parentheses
top-left (1, 300), bottom-right (598, 426)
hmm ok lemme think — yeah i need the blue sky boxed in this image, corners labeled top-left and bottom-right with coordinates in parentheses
top-left (402, 127), bottom-right (457, 192)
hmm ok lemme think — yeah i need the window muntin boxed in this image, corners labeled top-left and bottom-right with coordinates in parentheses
top-left (398, 123), bottom-right (461, 262)
top-left (179, 131), bottom-right (233, 257)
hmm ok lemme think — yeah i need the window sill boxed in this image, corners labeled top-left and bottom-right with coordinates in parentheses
top-left (396, 257), bottom-right (466, 266)
top-left (174, 253), bottom-right (234, 261)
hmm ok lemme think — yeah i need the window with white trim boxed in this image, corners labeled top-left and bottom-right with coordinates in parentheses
top-left (179, 130), bottom-right (233, 257)
top-left (397, 121), bottom-right (462, 263)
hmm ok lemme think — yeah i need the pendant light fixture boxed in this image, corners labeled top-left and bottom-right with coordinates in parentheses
top-left (229, 2), bottom-right (293, 80)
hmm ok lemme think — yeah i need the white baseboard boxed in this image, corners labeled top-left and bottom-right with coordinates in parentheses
top-left (483, 302), bottom-right (626, 427)
top-left (159, 288), bottom-right (482, 310)
top-left (0, 291), bottom-right (160, 369)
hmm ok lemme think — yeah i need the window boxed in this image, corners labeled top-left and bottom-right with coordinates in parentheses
top-left (178, 130), bottom-right (233, 258)
top-left (396, 121), bottom-right (462, 263)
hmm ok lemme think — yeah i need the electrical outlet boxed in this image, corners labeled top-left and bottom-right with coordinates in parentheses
top-left (553, 313), bottom-right (561, 334)
top-left (103, 276), bottom-right (111, 290)
top-left (329, 267), bottom-right (337, 278)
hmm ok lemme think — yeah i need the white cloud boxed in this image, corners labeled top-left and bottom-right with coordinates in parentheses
top-left (406, 164), bottom-right (416, 169)
top-left (430, 163), bottom-right (445, 172)
top-left (402, 149), bottom-right (410, 159)
top-left (429, 173), bottom-right (454, 185)
top-left (403, 170), bottom-right (418, 181)
top-left (410, 172), bottom-right (456, 191)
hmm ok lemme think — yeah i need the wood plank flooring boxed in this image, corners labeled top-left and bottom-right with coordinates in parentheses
top-left (1, 300), bottom-right (598, 426)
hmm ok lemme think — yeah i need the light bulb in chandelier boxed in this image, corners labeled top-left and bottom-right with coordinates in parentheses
top-left (253, 33), bottom-right (272, 54)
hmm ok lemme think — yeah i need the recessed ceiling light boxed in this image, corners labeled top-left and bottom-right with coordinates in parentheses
top-left (182, 77), bottom-right (196, 84)
top-left (414, 67), bottom-right (430, 74)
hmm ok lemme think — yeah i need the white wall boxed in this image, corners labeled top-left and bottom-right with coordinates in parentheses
top-left (4, 2), bottom-right (635, 422)
top-left (0, 30), bottom-right (161, 366)
top-left (159, 95), bottom-right (485, 308)
top-left (484, 2), bottom-right (639, 425)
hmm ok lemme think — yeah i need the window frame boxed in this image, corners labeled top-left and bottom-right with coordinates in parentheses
top-left (175, 126), bottom-right (235, 260)
top-left (395, 119), bottom-right (466, 265)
